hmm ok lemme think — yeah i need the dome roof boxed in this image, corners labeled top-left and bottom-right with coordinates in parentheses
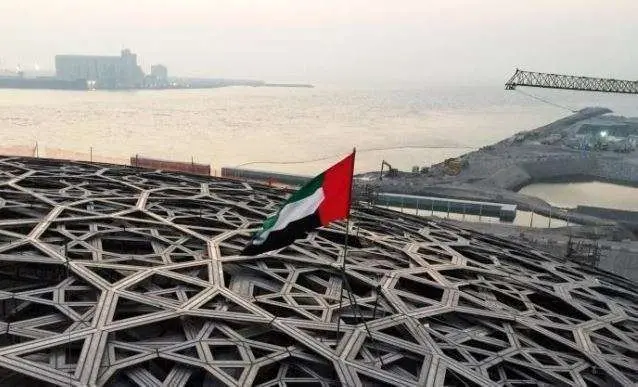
top-left (0, 157), bottom-right (636, 386)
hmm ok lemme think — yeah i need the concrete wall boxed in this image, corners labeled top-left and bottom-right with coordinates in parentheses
top-left (488, 155), bottom-right (638, 190)
top-left (485, 165), bottom-right (531, 190)
top-left (220, 167), bottom-right (310, 186)
top-left (575, 205), bottom-right (638, 235)
top-left (522, 156), bottom-right (598, 182)
top-left (593, 157), bottom-right (638, 184)
top-left (575, 206), bottom-right (638, 222)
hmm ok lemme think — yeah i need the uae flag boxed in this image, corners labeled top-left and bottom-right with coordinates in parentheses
top-left (242, 151), bottom-right (355, 256)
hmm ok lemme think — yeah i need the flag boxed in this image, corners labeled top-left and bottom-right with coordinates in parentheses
top-left (242, 151), bottom-right (355, 255)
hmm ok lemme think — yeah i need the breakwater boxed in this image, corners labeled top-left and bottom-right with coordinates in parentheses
top-left (446, 150), bottom-right (638, 226)
top-left (487, 154), bottom-right (638, 191)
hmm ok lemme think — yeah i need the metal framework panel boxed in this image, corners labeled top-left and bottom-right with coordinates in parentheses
top-left (506, 69), bottom-right (638, 94)
top-left (0, 156), bottom-right (636, 386)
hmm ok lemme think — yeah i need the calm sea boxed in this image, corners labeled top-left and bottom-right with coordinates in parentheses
top-left (1, 85), bottom-right (637, 177)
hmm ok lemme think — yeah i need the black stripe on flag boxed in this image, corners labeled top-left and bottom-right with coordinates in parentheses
top-left (242, 212), bottom-right (321, 256)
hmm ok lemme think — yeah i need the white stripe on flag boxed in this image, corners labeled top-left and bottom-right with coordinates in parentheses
top-left (253, 187), bottom-right (325, 245)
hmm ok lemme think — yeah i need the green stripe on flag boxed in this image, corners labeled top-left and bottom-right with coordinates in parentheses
top-left (253, 187), bottom-right (325, 245)
top-left (288, 173), bottom-right (324, 204)
top-left (260, 173), bottom-right (324, 233)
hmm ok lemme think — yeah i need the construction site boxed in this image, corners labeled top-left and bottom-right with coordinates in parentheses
top-left (358, 70), bottom-right (638, 283)
top-left (219, 70), bottom-right (638, 284)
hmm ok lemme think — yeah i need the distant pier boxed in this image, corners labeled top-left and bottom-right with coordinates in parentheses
top-left (259, 83), bottom-right (314, 88)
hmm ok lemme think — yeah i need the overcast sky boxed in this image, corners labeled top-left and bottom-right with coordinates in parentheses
top-left (0, 0), bottom-right (636, 85)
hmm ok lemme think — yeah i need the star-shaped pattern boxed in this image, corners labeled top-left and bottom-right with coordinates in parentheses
top-left (0, 156), bottom-right (635, 386)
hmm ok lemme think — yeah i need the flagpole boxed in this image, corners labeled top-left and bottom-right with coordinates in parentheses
top-left (333, 148), bottom-right (384, 366)
top-left (342, 148), bottom-right (356, 271)
top-left (335, 148), bottom-right (356, 344)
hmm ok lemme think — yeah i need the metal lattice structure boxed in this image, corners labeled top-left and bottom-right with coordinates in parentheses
top-left (0, 156), bottom-right (636, 386)
top-left (505, 69), bottom-right (638, 94)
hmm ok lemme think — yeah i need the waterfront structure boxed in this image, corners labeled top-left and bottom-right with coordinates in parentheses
top-left (144, 64), bottom-right (169, 88)
top-left (55, 49), bottom-right (144, 89)
top-left (0, 156), bottom-right (635, 386)
top-left (0, 75), bottom-right (88, 90)
top-left (150, 64), bottom-right (168, 81)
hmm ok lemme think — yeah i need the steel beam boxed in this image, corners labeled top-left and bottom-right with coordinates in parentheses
top-left (506, 69), bottom-right (638, 94)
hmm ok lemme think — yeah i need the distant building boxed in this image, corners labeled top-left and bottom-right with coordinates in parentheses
top-left (145, 64), bottom-right (169, 88)
top-left (55, 49), bottom-right (144, 89)
top-left (150, 64), bottom-right (168, 81)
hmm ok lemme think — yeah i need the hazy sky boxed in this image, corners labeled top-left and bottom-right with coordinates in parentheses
top-left (1, 0), bottom-right (636, 85)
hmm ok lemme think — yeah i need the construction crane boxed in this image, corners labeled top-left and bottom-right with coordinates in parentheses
top-left (505, 69), bottom-right (638, 94)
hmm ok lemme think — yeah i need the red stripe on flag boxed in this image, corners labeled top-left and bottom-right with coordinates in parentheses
top-left (318, 152), bottom-right (354, 225)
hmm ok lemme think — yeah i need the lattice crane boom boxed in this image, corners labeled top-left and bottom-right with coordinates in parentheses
top-left (505, 69), bottom-right (638, 94)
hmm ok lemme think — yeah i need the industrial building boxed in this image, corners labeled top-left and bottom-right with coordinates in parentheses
top-left (145, 64), bottom-right (169, 88)
top-left (150, 64), bottom-right (168, 81)
top-left (55, 49), bottom-right (144, 89)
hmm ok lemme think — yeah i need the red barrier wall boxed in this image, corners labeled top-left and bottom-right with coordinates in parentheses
top-left (130, 156), bottom-right (211, 176)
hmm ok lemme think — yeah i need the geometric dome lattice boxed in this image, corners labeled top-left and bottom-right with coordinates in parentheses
top-left (0, 157), bottom-right (636, 386)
